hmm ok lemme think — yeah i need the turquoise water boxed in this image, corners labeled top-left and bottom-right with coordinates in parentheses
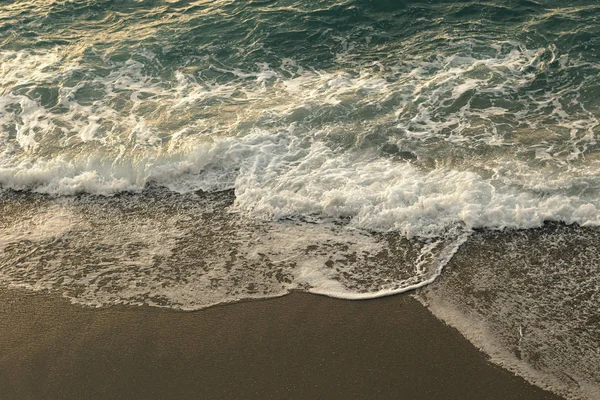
top-left (1, 1), bottom-right (600, 398)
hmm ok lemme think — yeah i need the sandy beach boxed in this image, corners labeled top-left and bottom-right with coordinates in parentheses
top-left (0, 288), bottom-right (562, 400)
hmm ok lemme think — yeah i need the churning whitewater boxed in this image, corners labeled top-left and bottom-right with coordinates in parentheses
top-left (2, 1), bottom-right (600, 238)
top-left (1, 1), bottom-right (600, 398)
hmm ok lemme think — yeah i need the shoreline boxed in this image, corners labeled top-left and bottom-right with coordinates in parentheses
top-left (0, 288), bottom-right (562, 400)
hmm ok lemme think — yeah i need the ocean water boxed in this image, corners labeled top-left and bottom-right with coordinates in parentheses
top-left (1, 0), bottom-right (599, 398)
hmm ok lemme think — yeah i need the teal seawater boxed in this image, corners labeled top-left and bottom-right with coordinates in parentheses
top-left (2, 0), bottom-right (600, 238)
top-left (2, 0), bottom-right (600, 156)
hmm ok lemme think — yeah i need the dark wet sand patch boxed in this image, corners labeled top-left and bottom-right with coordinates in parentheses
top-left (0, 288), bottom-right (562, 400)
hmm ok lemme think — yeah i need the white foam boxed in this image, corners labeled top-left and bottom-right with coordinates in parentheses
top-left (0, 193), bottom-right (462, 309)
top-left (0, 203), bottom-right (76, 248)
top-left (4, 126), bottom-right (600, 237)
top-left (1, 43), bottom-right (600, 238)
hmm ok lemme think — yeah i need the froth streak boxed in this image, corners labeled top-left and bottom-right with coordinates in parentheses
top-left (0, 190), bottom-right (461, 309)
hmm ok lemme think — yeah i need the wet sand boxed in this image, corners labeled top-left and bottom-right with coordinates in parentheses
top-left (0, 288), bottom-right (562, 400)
